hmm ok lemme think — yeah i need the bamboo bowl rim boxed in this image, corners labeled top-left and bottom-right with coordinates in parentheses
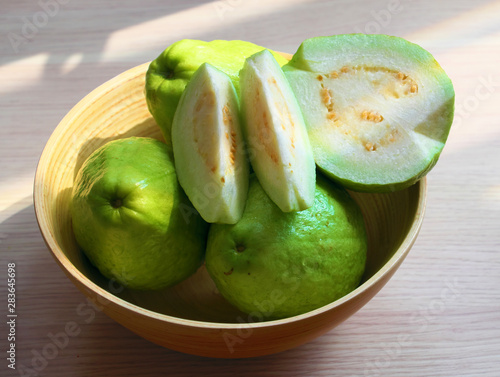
top-left (34, 61), bottom-right (427, 331)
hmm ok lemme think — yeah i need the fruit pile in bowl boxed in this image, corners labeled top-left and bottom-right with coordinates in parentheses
top-left (34, 34), bottom-right (454, 358)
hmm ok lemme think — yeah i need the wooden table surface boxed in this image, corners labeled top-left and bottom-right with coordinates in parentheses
top-left (1, 0), bottom-right (500, 376)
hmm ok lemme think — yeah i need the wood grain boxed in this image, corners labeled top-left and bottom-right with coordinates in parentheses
top-left (1, 0), bottom-right (500, 375)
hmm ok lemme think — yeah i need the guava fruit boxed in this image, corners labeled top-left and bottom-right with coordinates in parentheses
top-left (145, 39), bottom-right (289, 144)
top-left (239, 49), bottom-right (316, 212)
top-left (71, 137), bottom-right (208, 290)
top-left (206, 174), bottom-right (367, 320)
top-left (283, 34), bottom-right (455, 192)
top-left (172, 63), bottom-right (249, 224)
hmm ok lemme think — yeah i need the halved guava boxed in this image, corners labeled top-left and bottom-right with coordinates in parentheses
top-left (283, 34), bottom-right (455, 192)
top-left (172, 63), bottom-right (249, 224)
top-left (240, 50), bottom-right (316, 212)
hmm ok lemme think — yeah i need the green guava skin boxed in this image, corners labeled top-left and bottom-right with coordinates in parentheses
top-left (283, 34), bottom-right (455, 193)
top-left (206, 174), bottom-right (367, 320)
top-left (71, 137), bottom-right (208, 290)
top-left (145, 39), bottom-right (289, 145)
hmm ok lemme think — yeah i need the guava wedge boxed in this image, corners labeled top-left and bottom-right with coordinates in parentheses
top-left (240, 49), bottom-right (316, 212)
top-left (172, 63), bottom-right (249, 224)
top-left (145, 39), bottom-right (288, 144)
top-left (283, 34), bottom-right (455, 192)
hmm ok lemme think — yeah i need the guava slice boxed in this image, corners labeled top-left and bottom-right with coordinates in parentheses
top-left (283, 34), bottom-right (455, 192)
top-left (172, 63), bottom-right (249, 224)
top-left (239, 49), bottom-right (316, 212)
top-left (145, 39), bottom-right (288, 145)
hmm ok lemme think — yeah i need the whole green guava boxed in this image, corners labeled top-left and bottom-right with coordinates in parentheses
top-left (71, 137), bottom-right (208, 290)
top-left (206, 174), bottom-right (367, 320)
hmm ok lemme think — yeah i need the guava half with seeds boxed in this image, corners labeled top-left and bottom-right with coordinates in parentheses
top-left (239, 49), bottom-right (316, 212)
top-left (172, 63), bottom-right (249, 224)
top-left (283, 34), bottom-right (455, 192)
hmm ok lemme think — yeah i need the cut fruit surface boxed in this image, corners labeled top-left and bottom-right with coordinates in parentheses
top-left (240, 49), bottom-right (316, 212)
top-left (283, 34), bottom-right (455, 192)
top-left (172, 63), bottom-right (249, 224)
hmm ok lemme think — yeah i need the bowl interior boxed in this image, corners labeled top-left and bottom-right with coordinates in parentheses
top-left (35, 62), bottom-right (423, 324)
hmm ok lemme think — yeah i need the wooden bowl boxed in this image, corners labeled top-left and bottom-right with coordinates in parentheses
top-left (34, 61), bottom-right (426, 359)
